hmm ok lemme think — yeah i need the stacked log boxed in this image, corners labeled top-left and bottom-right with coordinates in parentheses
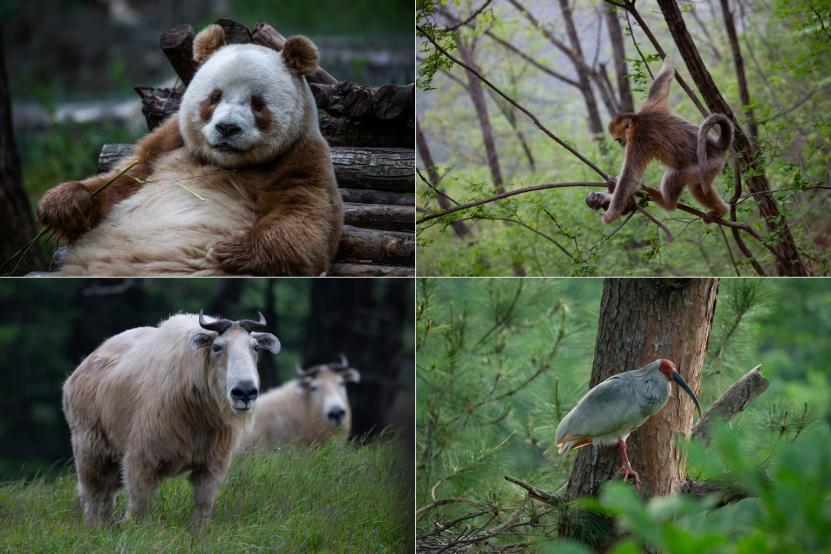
top-left (94, 17), bottom-right (414, 277)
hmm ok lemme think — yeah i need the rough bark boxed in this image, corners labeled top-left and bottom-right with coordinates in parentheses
top-left (605, 4), bottom-right (635, 113)
top-left (656, 0), bottom-right (807, 276)
top-left (336, 225), bottom-right (414, 265)
top-left (339, 188), bottom-right (413, 206)
top-left (158, 24), bottom-right (198, 85)
top-left (692, 364), bottom-right (768, 445)
top-left (342, 203), bottom-right (413, 232)
top-left (328, 262), bottom-right (413, 277)
top-left (564, 278), bottom-right (718, 500)
top-left (309, 82), bottom-right (414, 121)
top-left (98, 144), bottom-right (414, 193)
top-left (0, 29), bottom-right (42, 272)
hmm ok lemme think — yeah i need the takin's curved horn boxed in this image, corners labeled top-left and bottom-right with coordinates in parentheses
top-left (198, 310), bottom-right (232, 334)
top-left (331, 353), bottom-right (350, 370)
top-left (239, 311), bottom-right (267, 333)
top-left (296, 362), bottom-right (323, 377)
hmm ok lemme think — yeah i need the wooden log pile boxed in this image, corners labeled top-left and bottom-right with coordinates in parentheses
top-left (87, 18), bottom-right (414, 277)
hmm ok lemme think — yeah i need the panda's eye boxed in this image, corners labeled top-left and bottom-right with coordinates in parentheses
top-left (251, 95), bottom-right (266, 111)
top-left (209, 89), bottom-right (222, 104)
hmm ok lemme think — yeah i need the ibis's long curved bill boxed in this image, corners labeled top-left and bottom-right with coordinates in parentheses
top-left (671, 370), bottom-right (703, 419)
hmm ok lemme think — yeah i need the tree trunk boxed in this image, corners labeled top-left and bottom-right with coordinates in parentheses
top-left (455, 37), bottom-right (504, 192)
top-left (259, 280), bottom-right (279, 392)
top-left (416, 120), bottom-right (471, 238)
top-left (0, 29), bottom-right (43, 273)
top-left (656, 0), bottom-right (807, 276)
top-left (719, 0), bottom-right (758, 145)
top-left (565, 278), bottom-right (718, 500)
top-left (605, 4), bottom-right (635, 113)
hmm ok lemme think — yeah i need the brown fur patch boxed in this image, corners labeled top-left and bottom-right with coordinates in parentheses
top-left (282, 36), bottom-right (318, 76)
top-left (194, 24), bottom-right (226, 64)
top-left (250, 95), bottom-right (272, 131)
top-left (209, 135), bottom-right (342, 275)
top-left (200, 89), bottom-right (222, 121)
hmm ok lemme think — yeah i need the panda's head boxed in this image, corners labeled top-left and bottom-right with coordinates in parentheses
top-left (179, 24), bottom-right (320, 168)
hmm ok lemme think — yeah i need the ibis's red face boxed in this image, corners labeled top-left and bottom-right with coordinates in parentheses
top-left (657, 359), bottom-right (703, 419)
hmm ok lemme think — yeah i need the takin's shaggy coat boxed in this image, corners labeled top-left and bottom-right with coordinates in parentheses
top-left (62, 312), bottom-right (280, 525)
top-left (242, 364), bottom-right (360, 449)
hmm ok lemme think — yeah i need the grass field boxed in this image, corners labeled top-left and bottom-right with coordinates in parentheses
top-left (0, 438), bottom-right (412, 553)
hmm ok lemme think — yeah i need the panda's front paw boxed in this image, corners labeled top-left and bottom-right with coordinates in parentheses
top-left (37, 181), bottom-right (101, 241)
top-left (211, 231), bottom-right (265, 275)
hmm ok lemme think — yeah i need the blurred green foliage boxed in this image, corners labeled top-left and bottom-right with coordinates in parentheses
top-left (416, 278), bottom-right (831, 550)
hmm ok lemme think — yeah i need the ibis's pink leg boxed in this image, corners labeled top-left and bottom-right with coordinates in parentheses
top-left (615, 439), bottom-right (641, 489)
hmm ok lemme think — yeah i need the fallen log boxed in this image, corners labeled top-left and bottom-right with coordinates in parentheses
top-left (318, 114), bottom-right (413, 148)
top-left (159, 24), bottom-right (198, 85)
top-left (336, 225), bottom-right (414, 265)
top-left (98, 144), bottom-right (414, 195)
top-left (343, 202), bottom-right (413, 232)
top-left (339, 188), bottom-right (413, 206)
top-left (329, 263), bottom-right (413, 277)
top-left (309, 82), bottom-right (414, 121)
top-left (330, 147), bottom-right (414, 192)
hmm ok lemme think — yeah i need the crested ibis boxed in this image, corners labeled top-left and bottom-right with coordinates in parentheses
top-left (555, 358), bottom-right (702, 489)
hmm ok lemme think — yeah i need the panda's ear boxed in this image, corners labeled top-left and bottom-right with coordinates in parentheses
top-left (282, 36), bottom-right (318, 77)
top-left (193, 24), bottom-right (226, 64)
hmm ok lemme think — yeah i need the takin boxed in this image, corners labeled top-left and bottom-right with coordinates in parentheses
top-left (241, 354), bottom-right (360, 449)
top-left (62, 311), bottom-right (280, 525)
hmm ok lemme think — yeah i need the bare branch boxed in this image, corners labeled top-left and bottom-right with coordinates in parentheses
top-left (692, 364), bottom-right (769, 445)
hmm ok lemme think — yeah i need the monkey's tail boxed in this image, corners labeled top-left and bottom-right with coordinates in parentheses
top-left (697, 114), bottom-right (733, 193)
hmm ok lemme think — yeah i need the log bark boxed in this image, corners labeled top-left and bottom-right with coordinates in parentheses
top-left (343, 202), bottom-right (413, 232)
top-left (310, 82), bottom-right (414, 121)
top-left (330, 147), bottom-right (414, 192)
top-left (134, 87), bottom-right (181, 131)
top-left (329, 262), bottom-right (413, 277)
top-left (335, 225), bottom-right (414, 265)
top-left (692, 364), bottom-right (768, 445)
top-left (158, 24), bottom-right (198, 85)
top-left (339, 187), bottom-right (413, 206)
top-left (564, 278), bottom-right (718, 501)
top-left (98, 144), bottom-right (415, 193)
top-left (656, 0), bottom-right (807, 276)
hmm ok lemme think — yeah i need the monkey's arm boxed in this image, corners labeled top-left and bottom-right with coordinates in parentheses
top-left (602, 153), bottom-right (648, 224)
top-left (37, 116), bottom-right (184, 240)
top-left (642, 58), bottom-right (674, 112)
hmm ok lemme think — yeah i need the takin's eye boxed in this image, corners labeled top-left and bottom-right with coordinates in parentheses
top-left (250, 95), bottom-right (266, 112)
top-left (211, 344), bottom-right (223, 354)
top-left (208, 89), bottom-right (222, 104)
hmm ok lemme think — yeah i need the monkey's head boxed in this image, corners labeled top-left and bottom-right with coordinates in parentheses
top-left (608, 115), bottom-right (635, 147)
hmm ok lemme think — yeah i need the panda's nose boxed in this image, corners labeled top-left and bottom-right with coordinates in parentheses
top-left (216, 122), bottom-right (242, 138)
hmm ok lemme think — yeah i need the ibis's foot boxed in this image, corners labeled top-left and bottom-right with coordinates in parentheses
top-left (616, 464), bottom-right (641, 489)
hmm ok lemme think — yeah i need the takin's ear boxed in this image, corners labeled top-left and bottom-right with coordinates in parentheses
top-left (188, 332), bottom-right (214, 352)
top-left (342, 368), bottom-right (361, 384)
top-left (252, 332), bottom-right (281, 354)
top-left (193, 24), bottom-right (226, 64)
top-left (282, 35), bottom-right (318, 77)
top-left (297, 376), bottom-right (314, 389)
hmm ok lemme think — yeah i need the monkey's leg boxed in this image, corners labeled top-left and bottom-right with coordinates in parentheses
top-left (650, 169), bottom-right (685, 212)
top-left (689, 164), bottom-right (729, 222)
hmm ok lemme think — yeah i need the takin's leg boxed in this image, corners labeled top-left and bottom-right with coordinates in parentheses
top-left (188, 461), bottom-right (231, 529)
top-left (121, 451), bottom-right (160, 520)
top-left (72, 432), bottom-right (121, 524)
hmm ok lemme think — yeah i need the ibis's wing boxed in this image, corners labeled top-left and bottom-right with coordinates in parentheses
top-left (556, 373), bottom-right (646, 442)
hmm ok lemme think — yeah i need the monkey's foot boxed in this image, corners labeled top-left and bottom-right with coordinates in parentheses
top-left (616, 464), bottom-right (641, 489)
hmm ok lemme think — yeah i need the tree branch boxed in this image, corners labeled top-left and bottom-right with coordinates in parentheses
top-left (692, 364), bottom-right (769, 445)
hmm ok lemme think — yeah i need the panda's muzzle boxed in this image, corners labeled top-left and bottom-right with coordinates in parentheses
top-left (215, 122), bottom-right (242, 138)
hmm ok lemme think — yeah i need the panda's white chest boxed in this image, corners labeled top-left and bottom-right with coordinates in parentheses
top-left (60, 150), bottom-right (258, 276)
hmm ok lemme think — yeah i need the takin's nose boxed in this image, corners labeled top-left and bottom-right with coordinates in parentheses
top-left (327, 408), bottom-right (346, 426)
top-left (215, 122), bottom-right (242, 138)
top-left (230, 381), bottom-right (259, 404)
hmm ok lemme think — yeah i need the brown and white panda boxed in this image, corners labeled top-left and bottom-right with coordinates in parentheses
top-left (37, 24), bottom-right (342, 276)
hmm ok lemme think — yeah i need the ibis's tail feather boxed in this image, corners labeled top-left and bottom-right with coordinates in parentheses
top-left (556, 434), bottom-right (592, 454)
